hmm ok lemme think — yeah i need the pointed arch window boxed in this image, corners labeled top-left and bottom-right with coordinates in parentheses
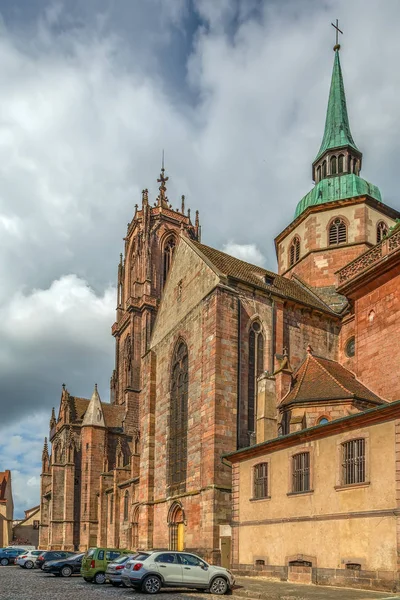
top-left (163, 237), bottom-right (176, 287)
top-left (330, 156), bottom-right (337, 175)
top-left (338, 154), bottom-right (344, 173)
top-left (124, 335), bottom-right (132, 389)
top-left (248, 321), bottom-right (264, 435)
top-left (289, 237), bottom-right (300, 267)
top-left (322, 161), bottom-right (327, 178)
top-left (123, 491), bottom-right (129, 522)
top-left (329, 218), bottom-right (347, 245)
top-left (316, 166), bottom-right (321, 182)
top-left (168, 341), bottom-right (188, 494)
top-left (377, 221), bottom-right (388, 243)
top-left (132, 506), bottom-right (139, 548)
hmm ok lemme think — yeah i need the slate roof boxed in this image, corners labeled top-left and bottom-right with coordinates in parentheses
top-left (280, 353), bottom-right (384, 407)
top-left (190, 240), bottom-right (337, 314)
top-left (71, 396), bottom-right (125, 429)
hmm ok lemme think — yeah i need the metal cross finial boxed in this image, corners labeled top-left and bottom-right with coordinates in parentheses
top-left (331, 19), bottom-right (343, 50)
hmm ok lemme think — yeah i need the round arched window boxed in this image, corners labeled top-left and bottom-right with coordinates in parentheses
top-left (345, 336), bottom-right (355, 358)
top-left (319, 417), bottom-right (329, 425)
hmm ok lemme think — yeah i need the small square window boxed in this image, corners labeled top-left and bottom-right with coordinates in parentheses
top-left (253, 463), bottom-right (268, 499)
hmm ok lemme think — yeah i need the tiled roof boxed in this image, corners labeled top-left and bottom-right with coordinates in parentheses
top-left (280, 353), bottom-right (384, 407)
top-left (71, 396), bottom-right (124, 429)
top-left (190, 240), bottom-right (336, 314)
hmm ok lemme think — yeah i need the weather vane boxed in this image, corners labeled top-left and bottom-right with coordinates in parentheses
top-left (331, 19), bottom-right (343, 51)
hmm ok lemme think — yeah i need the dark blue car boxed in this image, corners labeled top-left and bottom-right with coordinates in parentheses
top-left (0, 548), bottom-right (26, 566)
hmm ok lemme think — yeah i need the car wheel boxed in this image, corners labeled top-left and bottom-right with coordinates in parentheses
top-left (94, 572), bottom-right (106, 584)
top-left (61, 566), bottom-right (73, 577)
top-left (0, 558), bottom-right (9, 566)
top-left (111, 581), bottom-right (121, 587)
top-left (25, 561), bottom-right (34, 570)
top-left (142, 575), bottom-right (162, 594)
top-left (209, 577), bottom-right (228, 595)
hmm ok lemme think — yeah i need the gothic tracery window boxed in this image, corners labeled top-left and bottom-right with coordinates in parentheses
top-left (329, 218), bottom-right (347, 245)
top-left (377, 221), bottom-right (388, 243)
top-left (124, 335), bottom-right (132, 389)
top-left (289, 237), bottom-right (300, 267)
top-left (248, 321), bottom-right (264, 435)
top-left (163, 237), bottom-right (176, 286)
top-left (168, 341), bottom-right (188, 494)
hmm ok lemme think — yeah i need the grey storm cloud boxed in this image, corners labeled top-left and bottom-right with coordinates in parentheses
top-left (1, 0), bottom-right (400, 516)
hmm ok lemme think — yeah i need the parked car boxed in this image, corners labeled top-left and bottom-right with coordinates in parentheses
top-left (121, 550), bottom-right (234, 594)
top-left (42, 553), bottom-right (84, 577)
top-left (35, 551), bottom-right (75, 570)
top-left (81, 547), bottom-right (134, 584)
top-left (106, 553), bottom-right (143, 587)
top-left (0, 548), bottom-right (27, 566)
top-left (16, 550), bottom-right (43, 569)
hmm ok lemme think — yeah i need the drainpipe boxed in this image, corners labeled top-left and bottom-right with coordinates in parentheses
top-left (236, 296), bottom-right (241, 449)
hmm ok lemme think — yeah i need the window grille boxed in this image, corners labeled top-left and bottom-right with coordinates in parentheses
top-left (292, 452), bottom-right (310, 493)
top-left (253, 463), bottom-right (268, 499)
top-left (329, 219), bottom-right (347, 245)
top-left (289, 237), bottom-right (300, 266)
top-left (248, 322), bottom-right (264, 434)
top-left (163, 237), bottom-right (176, 286)
top-left (167, 341), bottom-right (188, 494)
top-left (377, 221), bottom-right (388, 243)
top-left (342, 439), bottom-right (365, 485)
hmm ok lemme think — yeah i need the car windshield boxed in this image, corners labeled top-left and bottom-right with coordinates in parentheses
top-left (133, 553), bottom-right (150, 561)
top-left (86, 548), bottom-right (96, 558)
top-left (112, 555), bottom-right (131, 564)
top-left (32, 551), bottom-right (42, 556)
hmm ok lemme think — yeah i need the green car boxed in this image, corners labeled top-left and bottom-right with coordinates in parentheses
top-left (81, 547), bottom-right (133, 584)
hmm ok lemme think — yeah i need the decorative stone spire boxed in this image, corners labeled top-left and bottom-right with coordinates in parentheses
top-left (50, 407), bottom-right (56, 430)
top-left (42, 437), bottom-right (49, 460)
top-left (181, 195), bottom-right (185, 214)
top-left (82, 384), bottom-right (106, 428)
top-left (142, 188), bottom-right (149, 206)
top-left (157, 153), bottom-right (169, 208)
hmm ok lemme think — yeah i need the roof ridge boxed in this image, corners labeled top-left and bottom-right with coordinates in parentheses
top-left (291, 355), bottom-right (310, 402)
top-left (191, 239), bottom-right (277, 277)
top-left (311, 355), bottom-right (353, 396)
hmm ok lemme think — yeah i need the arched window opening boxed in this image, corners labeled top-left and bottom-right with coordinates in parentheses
top-left (329, 218), bottom-right (347, 245)
top-left (322, 161), bottom-right (327, 178)
top-left (377, 221), bottom-right (388, 243)
top-left (163, 237), bottom-right (176, 287)
top-left (109, 494), bottom-right (114, 524)
top-left (289, 237), bottom-right (300, 267)
top-left (132, 506), bottom-right (139, 549)
top-left (330, 156), bottom-right (337, 175)
top-left (168, 503), bottom-right (185, 551)
top-left (318, 417), bottom-right (330, 425)
top-left (123, 491), bottom-right (129, 521)
top-left (338, 154), bottom-right (344, 173)
top-left (352, 158), bottom-right (357, 175)
top-left (316, 166), bottom-right (321, 182)
top-left (347, 155), bottom-right (352, 173)
top-left (168, 341), bottom-right (188, 494)
top-left (248, 321), bottom-right (264, 435)
top-left (124, 335), bottom-right (132, 389)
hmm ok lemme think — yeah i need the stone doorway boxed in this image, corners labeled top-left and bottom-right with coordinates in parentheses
top-left (220, 537), bottom-right (231, 569)
top-left (168, 502), bottom-right (185, 551)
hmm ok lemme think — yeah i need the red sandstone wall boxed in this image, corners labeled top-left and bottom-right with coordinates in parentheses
top-left (354, 273), bottom-right (400, 401)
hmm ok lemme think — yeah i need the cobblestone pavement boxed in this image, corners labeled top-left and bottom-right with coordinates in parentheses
top-left (1, 567), bottom-right (400, 600)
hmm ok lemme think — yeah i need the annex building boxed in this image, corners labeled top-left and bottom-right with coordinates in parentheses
top-left (40, 41), bottom-right (400, 588)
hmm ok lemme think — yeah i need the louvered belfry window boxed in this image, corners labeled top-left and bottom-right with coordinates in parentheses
top-left (342, 439), bottom-right (365, 485)
top-left (329, 218), bottom-right (347, 245)
top-left (168, 341), bottom-right (188, 494)
top-left (248, 322), bottom-right (264, 435)
top-left (377, 221), bottom-right (388, 243)
top-left (292, 452), bottom-right (310, 493)
top-left (289, 237), bottom-right (300, 266)
top-left (253, 463), bottom-right (268, 499)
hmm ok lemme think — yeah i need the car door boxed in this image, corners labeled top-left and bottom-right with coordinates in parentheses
top-left (154, 552), bottom-right (183, 584)
top-left (178, 553), bottom-right (210, 587)
top-left (73, 556), bottom-right (83, 573)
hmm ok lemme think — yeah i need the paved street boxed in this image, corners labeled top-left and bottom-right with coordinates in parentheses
top-left (1, 568), bottom-right (400, 600)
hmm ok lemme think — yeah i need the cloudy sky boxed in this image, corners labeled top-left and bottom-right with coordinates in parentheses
top-left (1, 0), bottom-right (400, 518)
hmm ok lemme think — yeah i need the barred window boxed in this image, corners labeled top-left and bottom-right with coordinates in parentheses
top-left (289, 237), bottom-right (300, 267)
top-left (342, 439), bottom-right (365, 485)
top-left (329, 218), bottom-right (347, 245)
top-left (167, 341), bottom-right (188, 494)
top-left (292, 452), bottom-right (310, 493)
top-left (377, 221), bottom-right (388, 243)
top-left (248, 322), bottom-right (264, 435)
top-left (253, 463), bottom-right (268, 499)
top-left (163, 237), bottom-right (176, 286)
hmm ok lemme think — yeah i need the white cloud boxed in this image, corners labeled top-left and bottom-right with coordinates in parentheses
top-left (222, 242), bottom-right (266, 266)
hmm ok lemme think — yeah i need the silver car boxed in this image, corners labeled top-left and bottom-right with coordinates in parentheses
top-left (121, 550), bottom-right (234, 594)
top-left (105, 553), bottom-right (141, 587)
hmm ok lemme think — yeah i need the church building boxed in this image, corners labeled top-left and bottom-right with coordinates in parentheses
top-left (40, 37), bottom-right (400, 585)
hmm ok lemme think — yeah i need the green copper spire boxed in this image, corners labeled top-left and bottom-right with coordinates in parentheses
top-left (314, 49), bottom-right (359, 162)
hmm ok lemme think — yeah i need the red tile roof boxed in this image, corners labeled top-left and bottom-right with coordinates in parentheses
top-left (189, 240), bottom-right (337, 314)
top-left (280, 353), bottom-right (384, 407)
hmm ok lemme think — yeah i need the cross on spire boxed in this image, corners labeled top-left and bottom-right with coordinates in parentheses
top-left (331, 19), bottom-right (343, 51)
top-left (157, 150), bottom-right (169, 207)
